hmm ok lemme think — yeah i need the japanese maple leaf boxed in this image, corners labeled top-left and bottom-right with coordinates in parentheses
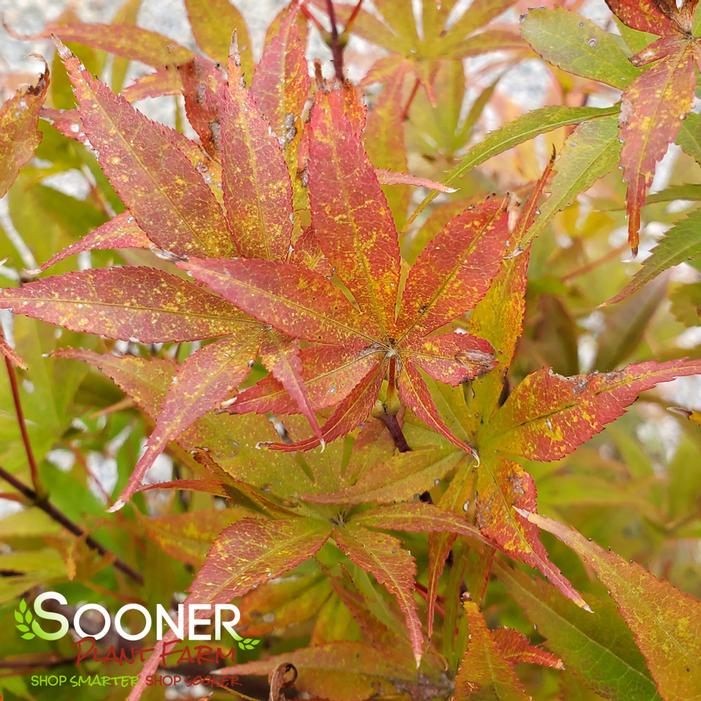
top-left (606, 0), bottom-right (701, 253)
top-left (184, 86), bottom-right (510, 456)
top-left (0, 26), bottom-right (318, 508)
top-left (412, 186), bottom-right (701, 632)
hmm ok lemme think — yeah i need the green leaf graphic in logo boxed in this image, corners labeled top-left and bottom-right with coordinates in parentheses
top-left (15, 598), bottom-right (36, 640)
top-left (231, 630), bottom-right (261, 651)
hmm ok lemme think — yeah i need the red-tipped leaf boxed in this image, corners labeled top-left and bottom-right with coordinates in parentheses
top-left (219, 60), bottom-right (294, 260)
top-left (0, 267), bottom-right (246, 343)
top-left (619, 49), bottom-right (696, 253)
top-left (57, 41), bottom-right (233, 258)
top-left (0, 64), bottom-right (49, 198)
top-left (484, 359), bottom-right (701, 461)
top-left (308, 88), bottom-right (401, 333)
top-left (111, 333), bottom-right (262, 509)
top-left (182, 257), bottom-right (376, 345)
top-left (333, 524), bottom-right (423, 667)
top-left (475, 458), bottom-right (587, 609)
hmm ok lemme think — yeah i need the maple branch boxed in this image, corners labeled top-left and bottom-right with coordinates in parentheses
top-left (324, 0), bottom-right (345, 81)
top-left (380, 357), bottom-right (410, 452)
top-left (1, 330), bottom-right (43, 496)
top-left (0, 464), bottom-right (143, 585)
top-left (380, 412), bottom-right (411, 453)
top-left (0, 657), bottom-right (74, 672)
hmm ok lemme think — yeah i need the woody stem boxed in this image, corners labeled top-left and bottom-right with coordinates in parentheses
top-left (0, 464), bottom-right (143, 585)
top-left (324, 0), bottom-right (345, 81)
top-left (381, 357), bottom-right (410, 452)
top-left (1, 328), bottom-right (42, 496)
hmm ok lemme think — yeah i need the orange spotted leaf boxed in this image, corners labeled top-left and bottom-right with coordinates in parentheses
top-left (178, 57), bottom-right (225, 158)
top-left (333, 523), bottom-right (423, 667)
top-left (265, 359), bottom-right (385, 452)
top-left (0, 268), bottom-right (246, 343)
top-left (251, 5), bottom-right (309, 138)
top-left (260, 335), bottom-right (323, 442)
top-left (630, 35), bottom-right (686, 66)
top-left (142, 509), bottom-right (247, 566)
top-left (492, 628), bottom-right (564, 670)
top-left (475, 458), bottom-right (587, 609)
top-left (0, 64), bottom-right (49, 198)
top-left (482, 359), bottom-right (701, 461)
top-left (229, 345), bottom-right (381, 415)
top-left (604, 0), bottom-right (677, 34)
top-left (111, 332), bottom-right (262, 509)
top-left (289, 226), bottom-right (333, 277)
top-left (403, 330), bottom-right (495, 386)
top-left (57, 41), bottom-right (234, 258)
top-left (524, 511), bottom-right (701, 701)
top-left (619, 49), bottom-right (696, 253)
top-left (38, 211), bottom-right (152, 272)
top-left (121, 66), bottom-right (182, 102)
top-left (189, 515), bottom-right (331, 604)
top-left (308, 88), bottom-right (401, 334)
top-left (455, 600), bottom-right (530, 700)
top-left (397, 197), bottom-right (510, 336)
top-left (182, 257), bottom-right (375, 345)
top-left (219, 61), bottom-right (294, 260)
top-left (19, 22), bottom-right (193, 66)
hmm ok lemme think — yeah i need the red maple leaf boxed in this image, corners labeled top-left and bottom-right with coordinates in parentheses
top-left (606, 0), bottom-right (701, 253)
top-left (184, 86), bottom-right (508, 456)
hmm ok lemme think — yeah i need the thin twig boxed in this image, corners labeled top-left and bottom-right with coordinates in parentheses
top-left (560, 242), bottom-right (629, 282)
top-left (1, 330), bottom-right (43, 496)
top-left (0, 464), bottom-right (143, 585)
top-left (0, 657), bottom-right (74, 671)
top-left (324, 0), bottom-right (345, 81)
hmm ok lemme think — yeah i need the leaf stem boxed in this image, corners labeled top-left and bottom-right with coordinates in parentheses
top-left (344, 0), bottom-right (365, 33)
top-left (401, 78), bottom-right (421, 121)
top-left (0, 464), bottom-right (143, 585)
top-left (299, 3), bottom-right (326, 34)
